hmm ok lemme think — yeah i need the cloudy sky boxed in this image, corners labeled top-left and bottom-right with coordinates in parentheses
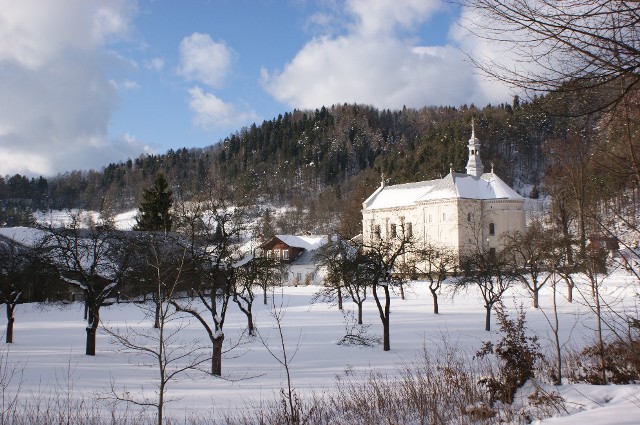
top-left (0, 0), bottom-right (512, 177)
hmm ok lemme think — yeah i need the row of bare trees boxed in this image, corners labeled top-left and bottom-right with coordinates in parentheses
top-left (315, 207), bottom-right (620, 357)
top-left (0, 199), bottom-right (286, 372)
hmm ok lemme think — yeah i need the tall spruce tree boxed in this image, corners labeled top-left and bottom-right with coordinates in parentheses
top-left (135, 173), bottom-right (173, 232)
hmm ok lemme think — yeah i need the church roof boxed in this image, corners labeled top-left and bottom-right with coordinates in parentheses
top-left (363, 123), bottom-right (524, 211)
top-left (363, 172), bottom-right (523, 210)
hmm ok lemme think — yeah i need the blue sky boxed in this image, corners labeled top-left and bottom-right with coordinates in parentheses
top-left (0, 0), bottom-right (513, 177)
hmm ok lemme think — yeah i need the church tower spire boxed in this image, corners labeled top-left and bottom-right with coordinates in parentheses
top-left (465, 119), bottom-right (484, 177)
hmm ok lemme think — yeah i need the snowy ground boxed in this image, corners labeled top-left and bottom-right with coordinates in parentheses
top-left (33, 209), bottom-right (139, 230)
top-left (2, 270), bottom-right (640, 423)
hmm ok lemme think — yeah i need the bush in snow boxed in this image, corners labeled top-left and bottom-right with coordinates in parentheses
top-left (574, 335), bottom-right (640, 384)
top-left (475, 304), bottom-right (543, 404)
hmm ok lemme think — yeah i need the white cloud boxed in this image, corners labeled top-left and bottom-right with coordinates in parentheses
top-left (146, 57), bottom-right (165, 71)
top-left (346, 0), bottom-right (441, 38)
top-left (110, 78), bottom-right (140, 91)
top-left (0, 0), bottom-right (139, 176)
top-left (92, 3), bottom-right (135, 44)
top-left (0, 0), bottom-right (134, 70)
top-left (263, 0), bottom-right (511, 110)
top-left (449, 4), bottom-right (556, 101)
top-left (177, 33), bottom-right (257, 133)
top-left (178, 33), bottom-right (233, 88)
top-left (187, 86), bottom-right (258, 130)
top-left (0, 147), bottom-right (54, 176)
top-left (113, 133), bottom-right (154, 156)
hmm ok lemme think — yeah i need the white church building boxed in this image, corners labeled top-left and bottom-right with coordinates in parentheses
top-left (362, 124), bottom-right (526, 259)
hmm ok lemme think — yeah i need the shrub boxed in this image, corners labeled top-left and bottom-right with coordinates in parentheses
top-left (574, 338), bottom-right (640, 384)
top-left (475, 304), bottom-right (543, 404)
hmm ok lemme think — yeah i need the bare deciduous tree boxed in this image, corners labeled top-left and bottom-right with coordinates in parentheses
top-left (457, 249), bottom-right (519, 332)
top-left (313, 236), bottom-right (348, 311)
top-left (0, 236), bottom-right (46, 343)
top-left (172, 194), bottom-right (249, 376)
top-left (462, 0), bottom-right (640, 116)
top-left (234, 255), bottom-right (284, 336)
top-left (576, 244), bottom-right (613, 384)
top-left (104, 240), bottom-right (205, 425)
top-left (502, 221), bottom-right (555, 308)
top-left (415, 244), bottom-right (458, 315)
top-left (257, 294), bottom-right (304, 424)
top-left (363, 224), bottom-right (415, 351)
top-left (44, 216), bottom-right (131, 355)
top-left (315, 236), bottom-right (372, 324)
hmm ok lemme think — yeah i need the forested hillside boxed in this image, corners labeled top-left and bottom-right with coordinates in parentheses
top-left (0, 98), bottom-right (587, 231)
top-left (0, 94), bottom-right (637, 240)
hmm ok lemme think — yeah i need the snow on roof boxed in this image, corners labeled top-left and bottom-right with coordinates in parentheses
top-left (364, 172), bottom-right (523, 210)
top-left (362, 181), bottom-right (435, 210)
top-left (274, 235), bottom-right (328, 250)
top-left (0, 227), bottom-right (47, 247)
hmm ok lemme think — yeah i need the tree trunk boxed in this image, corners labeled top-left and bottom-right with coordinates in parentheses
top-left (551, 275), bottom-right (562, 386)
top-left (567, 282), bottom-right (573, 303)
top-left (594, 286), bottom-right (607, 384)
top-left (212, 334), bottom-right (224, 376)
top-left (234, 296), bottom-right (255, 336)
top-left (382, 285), bottom-right (391, 351)
top-left (372, 283), bottom-right (391, 351)
top-left (559, 208), bottom-right (573, 265)
top-left (382, 316), bottom-right (390, 351)
top-left (6, 304), bottom-right (15, 343)
top-left (533, 288), bottom-right (539, 309)
top-left (485, 304), bottom-right (492, 332)
top-left (430, 287), bottom-right (439, 314)
top-left (86, 306), bottom-right (99, 355)
top-left (157, 380), bottom-right (164, 425)
top-left (578, 204), bottom-right (587, 259)
top-left (86, 325), bottom-right (97, 356)
top-left (263, 285), bottom-right (268, 305)
top-left (247, 309), bottom-right (254, 336)
top-left (337, 287), bottom-right (343, 310)
top-left (399, 283), bottom-right (405, 300)
top-left (357, 301), bottom-right (363, 325)
top-left (154, 298), bottom-right (161, 329)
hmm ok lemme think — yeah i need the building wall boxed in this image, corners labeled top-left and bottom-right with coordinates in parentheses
top-left (262, 240), bottom-right (303, 262)
top-left (421, 199), bottom-right (460, 250)
top-left (456, 199), bottom-right (526, 256)
top-left (284, 263), bottom-right (324, 286)
top-left (363, 206), bottom-right (420, 244)
top-left (362, 197), bottom-right (525, 260)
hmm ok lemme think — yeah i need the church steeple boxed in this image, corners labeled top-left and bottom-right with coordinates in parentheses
top-left (465, 119), bottom-right (484, 177)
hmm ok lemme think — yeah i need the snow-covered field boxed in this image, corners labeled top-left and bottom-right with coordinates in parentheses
top-left (2, 271), bottom-right (640, 423)
top-left (33, 209), bottom-right (139, 230)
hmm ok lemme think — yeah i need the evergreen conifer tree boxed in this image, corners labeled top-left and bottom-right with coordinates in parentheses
top-left (135, 173), bottom-right (173, 232)
top-left (260, 208), bottom-right (275, 238)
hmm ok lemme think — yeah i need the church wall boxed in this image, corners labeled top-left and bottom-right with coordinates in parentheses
top-left (457, 199), bottom-right (526, 257)
top-left (363, 197), bottom-right (525, 262)
top-left (362, 205), bottom-right (421, 244)
top-left (421, 199), bottom-right (460, 250)
top-left (457, 199), bottom-right (483, 256)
